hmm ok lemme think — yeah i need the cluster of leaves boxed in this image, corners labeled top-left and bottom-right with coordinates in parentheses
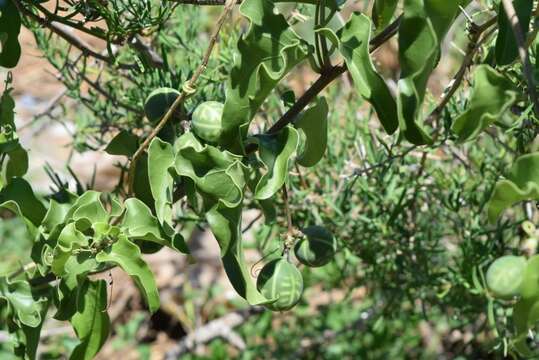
top-left (2, 0), bottom-right (539, 358)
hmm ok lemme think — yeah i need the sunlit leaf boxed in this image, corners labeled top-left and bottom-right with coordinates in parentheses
top-left (70, 280), bottom-right (110, 360)
top-left (320, 13), bottom-right (398, 134)
top-left (96, 236), bottom-right (160, 313)
top-left (0, 277), bottom-right (47, 328)
top-left (206, 203), bottom-right (272, 305)
top-left (250, 126), bottom-right (299, 200)
top-left (451, 65), bottom-right (517, 142)
top-left (148, 138), bottom-right (175, 227)
top-left (52, 223), bottom-right (89, 276)
top-left (175, 132), bottom-right (246, 209)
top-left (220, 0), bottom-right (309, 153)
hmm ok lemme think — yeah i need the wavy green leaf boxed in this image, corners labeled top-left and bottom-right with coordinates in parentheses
top-left (71, 191), bottom-right (109, 231)
top-left (206, 203), bottom-right (271, 305)
top-left (294, 97), bottom-right (328, 167)
top-left (148, 138), bottom-right (175, 226)
top-left (495, 0), bottom-right (533, 66)
top-left (0, 0), bottom-right (21, 68)
top-left (250, 126), bottom-right (298, 200)
top-left (175, 133), bottom-right (246, 209)
top-left (70, 280), bottom-right (110, 360)
top-left (121, 198), bottom-right (188, 253)
top-left (320, 13), bottom-right (398, 134)
top-left (0, 177), bottom-right (46, 228)
top-left (42, 199), bottom-right (73, 235)
top-left (7, 292), bottom-right (49, 360)
top-left (96, 236), bottom-right (160, 313)
top-left (220, 0), bottom-right (309, 153)
top-left (451, 65), bottom-right (517, 142)
top-left (397, 0), bottom-right (461, 144)
top-left (487, 152), bottom-right (539, 222)
top-left (52, 223), bottom-right (89, 276)
top-left (0, 277), bottom-right (47, 328)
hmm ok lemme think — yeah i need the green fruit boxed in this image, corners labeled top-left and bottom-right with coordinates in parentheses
top-left (191, 101), bottom-right (224, 143)
top-left (256, 258), bottom-right (303, 311)
top-left (294, 226), bottom-right (336, 267)
top-left (486, 255), bottom-right (527, 299)
top-left (144, 87), bottom-right (180, 123)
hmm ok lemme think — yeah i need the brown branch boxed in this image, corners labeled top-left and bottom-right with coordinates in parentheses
top-left (130, 35), bottom-right (165, 68)
top-left (126, 0), bottom-right (237, 195)
top-left (501, 0), bottom-right (539, 116)
top-left (30, 1), bottom-right (114, 43)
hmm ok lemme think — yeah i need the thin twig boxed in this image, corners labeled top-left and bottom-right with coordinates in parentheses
top-left (126, 0), bottom-right (236, 195)
top-left (75, 66), bottom-right (143, 115)
top-left (13, 0), bottom-right (135, 70)
top-left (426, 16), bottom-right (497, 125)
top-left (282, 186), bottom-right (293, 234)
top-left (501, 0), bottom-right (539, 116)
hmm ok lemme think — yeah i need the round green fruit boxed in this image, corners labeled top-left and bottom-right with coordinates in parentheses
top-left (144, 87), bottom-right (180, 123)
top-left (191, 101), bottom-right (224, 143)
top-left (256, 258), bottom-right (303, 311)
top-left (486, 255), bottom-right (527, 299)
top-left (294, 226), bottom-right (336, 267)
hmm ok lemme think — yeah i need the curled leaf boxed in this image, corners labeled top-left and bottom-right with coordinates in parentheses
top-left (250, 126), bottom-right (299, 200)
top-left (220, 0), bottom-right (309, 153)
top-left (206, 203), bottom-right (272, 305)
top-left (175, 133), bottom-right (246, 209)
top-left (0, 177), bottom-right (46, 228)
top-left (397, 0), bottom-right (462, 144)
top-left (451, 65), bottom-right (517, 142)
top-left (148, 138), bottom-right (175, 227)
top-left (487, 152), bottom-right (539, 222)
top-left (320, 13), bottom-right (398, 135)
top-left (0, 277), bottom-right (47, 328)
top-left (96, 236), bottom-right (160, 313)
